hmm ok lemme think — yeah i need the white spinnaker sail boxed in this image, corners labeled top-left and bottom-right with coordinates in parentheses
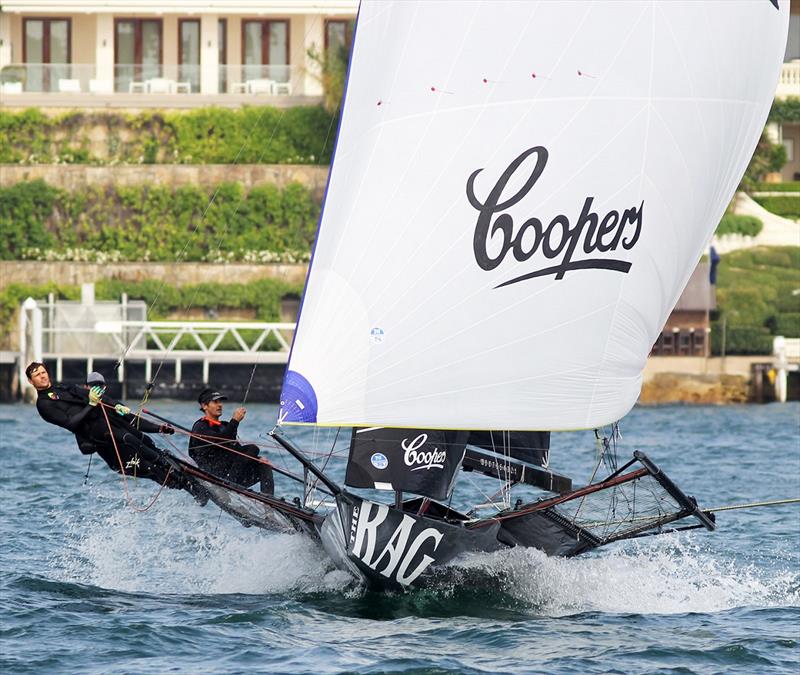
top-left (279, 0), bottom-right (788, 431)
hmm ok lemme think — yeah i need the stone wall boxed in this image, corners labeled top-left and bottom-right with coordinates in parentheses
top-left (0, 164), bottom-right (330, 200)
top-left (0, 261), bottom-right (308, 289)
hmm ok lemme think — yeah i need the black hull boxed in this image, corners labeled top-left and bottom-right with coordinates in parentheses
top-left (317, 452), bottom-right (714, 590)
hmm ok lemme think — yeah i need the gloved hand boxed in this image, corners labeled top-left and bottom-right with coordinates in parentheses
top-left (114, 403), bottom-right (131, 416)
top-left (88, 386), bottom-right (105, 406)
top-left (159, 424), bottom-right (175, 435)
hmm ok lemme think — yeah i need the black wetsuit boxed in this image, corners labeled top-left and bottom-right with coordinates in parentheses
top-left (188, 416), bottom-right (273, 494)
top-left (36, 384), bottom-right (182, 488)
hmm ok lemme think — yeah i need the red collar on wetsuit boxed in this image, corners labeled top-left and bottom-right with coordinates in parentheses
top-left (203, 416), bottom-right (222, 427)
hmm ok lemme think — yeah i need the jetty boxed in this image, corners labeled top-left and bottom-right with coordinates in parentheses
top-left (10, 284), bottom-right (293, 402)
top-left (3, 283), bottom-right (797, 404)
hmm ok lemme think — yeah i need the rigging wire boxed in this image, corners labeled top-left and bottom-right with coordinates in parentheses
top-left (242, 101), bottom-right (341, 406)
top-left (112, 17), bottom-right (328, 406)
top-left (99, 402), bottom-right (173, 512)
top-left (705, 497), bottom-right (800, 513)
top-left (146, 112), bottom-right (289, 395)
top-left (112, 103), bottom-right (278, 381)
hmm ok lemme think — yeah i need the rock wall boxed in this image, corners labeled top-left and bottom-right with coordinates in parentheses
top-left (0, 164), bottom-right (330, 200)
top-left (0, 261), bottom-right (308, 289)
top-left (639, 372), bottom-right (749, 405)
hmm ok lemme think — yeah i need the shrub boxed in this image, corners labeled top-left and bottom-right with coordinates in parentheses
top-left (0, 180), bottom-right (319, 261)
top-left (769, 97), bottom-right (800, 123)
top-left (715, 214), bottom-right (762, 237)
top-left (713, 247), bottom-right (800, 353)
top-left (775, 282), bottom-right (800, 313)
top-left (0, 179), bottom-right (58, 258)
top-left (766, 312), bottom-right (800, 337)
top-left (739, 133), bottom-right (788, 193)
top-left (755, 181), bottom-right (800, 193)
top-left (0, 106), bottom-right (338, 165)
top-left (710, 324), bottom-right (773, 355)
top-left (752, 195), bottom-right (800, 218)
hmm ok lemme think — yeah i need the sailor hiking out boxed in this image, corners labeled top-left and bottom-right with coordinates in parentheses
top-left (189, 388), bottom-right (274, 495)
top-left (26, 362), bottom-right (198, 498)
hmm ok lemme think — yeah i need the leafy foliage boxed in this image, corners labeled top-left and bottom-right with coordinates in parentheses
top-left (751, 195), bottom-right (800, 219)
top-left (712, 247), bottom-right (800, 354)
top-left (715, 214), bottom-right (763, 237)
top-left (0, 106), bottom-right (337, 165)
top-left (0, 180), bottom-right (319, 261)
top-left (739, 133), bottom-right (788, 193)
top-left (755, 181), bottom-right (800, 193)
top-left (307, 36), bottom-right (351, 114)
top-left (769, 97), bottom-right (800, 123)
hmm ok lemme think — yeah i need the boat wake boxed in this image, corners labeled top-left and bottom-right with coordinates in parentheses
top-left (50, 484), bottom-right (799, 616)
top-left (49, 487), bottom-right (351, 597)
top-left (442, 536), bottom-right (800, 616)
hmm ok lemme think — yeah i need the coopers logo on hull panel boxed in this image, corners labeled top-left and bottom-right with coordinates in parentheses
top-left (467, 146), bottom-right (643, 289)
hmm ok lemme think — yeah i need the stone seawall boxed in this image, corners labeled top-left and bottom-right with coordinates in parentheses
top-left (0, 261), bottom-right (308, 289)
top-left (641, 356), bottom-right (778, 405)
top-left (0, 164), bottom-right (330, 200)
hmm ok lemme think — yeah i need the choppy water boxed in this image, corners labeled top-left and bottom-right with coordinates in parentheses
top-left (1, 402), bottom-right (798, 674)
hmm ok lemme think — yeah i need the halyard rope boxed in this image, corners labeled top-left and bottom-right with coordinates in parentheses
top-left (99, 401), bottom-right (172, 512)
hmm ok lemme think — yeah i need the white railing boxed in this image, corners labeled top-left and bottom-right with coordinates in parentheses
top-left (94, 320), bottom-right (296, 363)
top-left (776, 61), bottom-right (800, 99)
top-left (18, 295), bottom-right (296, 395)
top-left (1, 63), bottom-right (302, 96)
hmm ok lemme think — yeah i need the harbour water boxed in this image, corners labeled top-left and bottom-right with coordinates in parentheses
top-left (1, 402), bottom-right (798, 674)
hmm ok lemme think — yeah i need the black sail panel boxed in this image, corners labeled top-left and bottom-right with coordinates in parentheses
top-left (466, 430), bottom-right (550, 466)
top-left (345, 428), bottom-right (468, 500)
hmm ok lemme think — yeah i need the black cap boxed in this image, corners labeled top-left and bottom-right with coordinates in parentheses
top-left (198, 388), bottom-right (228, 405)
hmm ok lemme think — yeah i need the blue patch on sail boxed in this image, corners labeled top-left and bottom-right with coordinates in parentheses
top-left (279, 370), bottom-right (318, 423)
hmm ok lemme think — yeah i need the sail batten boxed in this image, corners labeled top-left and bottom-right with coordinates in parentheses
top-left (278, 0), bottom-right (788, 431)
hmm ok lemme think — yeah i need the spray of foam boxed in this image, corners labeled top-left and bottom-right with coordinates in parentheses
top-left (50, 485), bottom-right (352, 596)
top-left (50, 484), bottom-right (798, 610)
top-left (448, 535), bottom-right (800, 616)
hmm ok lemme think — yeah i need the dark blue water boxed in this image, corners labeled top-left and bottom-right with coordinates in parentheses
top-left (1, 402), bottom-right (798, 674)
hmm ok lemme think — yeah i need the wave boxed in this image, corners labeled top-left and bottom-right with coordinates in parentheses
top-left (443, 536), bottom-right (800, 616)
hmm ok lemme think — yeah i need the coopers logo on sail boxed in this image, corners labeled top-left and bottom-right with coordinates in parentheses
top-left (402, 433), bottom-right (446, 471)
top-left (467, 146), bottom-right (643, 289)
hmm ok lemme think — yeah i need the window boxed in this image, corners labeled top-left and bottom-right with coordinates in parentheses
top-left (784, 138), bottom-right (794, 163)
top-left (115, 19), bottom-right (162, 92)
top-left (179, 19), bottom-right (200, 92)
top-left (23, 18), bottom-right (71, 92)
top-left (218, 19), bottom-right (227, 93)
top-left (242, 20), bottom-right (289, 83)
top-left (325, 19), bottom-right (351, 55)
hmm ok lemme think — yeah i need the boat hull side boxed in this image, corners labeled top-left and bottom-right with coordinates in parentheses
top-left (331, 494), bottom-right (502, 590)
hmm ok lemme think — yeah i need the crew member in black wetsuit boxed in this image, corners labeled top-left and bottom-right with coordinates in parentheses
top-left (189, 388), bottom-right (274, 495)
top-left (26, 362), bottom-right (202, 499)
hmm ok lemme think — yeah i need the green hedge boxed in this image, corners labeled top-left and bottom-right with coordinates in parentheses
top-left (752, 195), bottom-right (800, 218)
top-left (769, 97), bottom-right (800, 123)
top-left (713, 247), bottom-right (800, 354)
top-left (710, 324), bottom-right (773, 355)
top-left (755, 181), bottom-right (800, 193)
top-left (766, 312), bottom-right (800, 337)
top-left (715, 213), bottom-right (763, 237)
top-left (0, 106), bottom-right (337, 165)
top-left (0, 180), bottom-right (319, 262)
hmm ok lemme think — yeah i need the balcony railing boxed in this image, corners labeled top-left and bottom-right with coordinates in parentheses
top-left (0, 63), bottom-right (301, 96)
top-left (776, 60), bottom-right (800, 99)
